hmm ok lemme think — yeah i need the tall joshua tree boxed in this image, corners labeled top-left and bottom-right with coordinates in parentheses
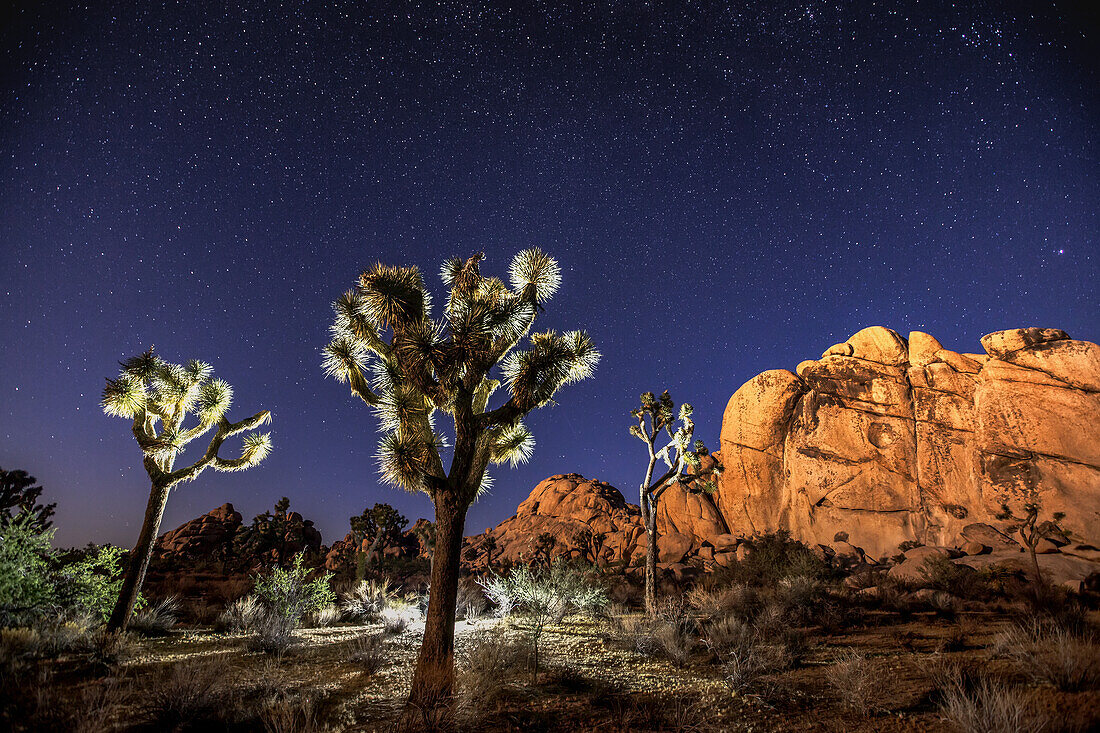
top-left (630, 391), bottom-right (718, 616)
top-left (322, 250), bottom-right (597, 710)
top-left (101, 348), bottom-right (272, 632)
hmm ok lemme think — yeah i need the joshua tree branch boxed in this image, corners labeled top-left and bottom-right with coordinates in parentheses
top-left (163, 410), bottom-right (271, 484)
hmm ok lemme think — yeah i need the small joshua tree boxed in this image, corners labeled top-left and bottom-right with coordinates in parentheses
top-left (630, 391), bottom-right (719, 616)
top-left (574, 527), bottom-right (607, 566)
top-left (350, 502), bottom-right (409, 577)
top-left (322, 250), bottom-right (598, 710)
top-left (533, 532), bottom-right (557, 569)
top-left (996, 499), bottom-right (1069, 598)
top-left (101, 348), bottom-right (271, 631)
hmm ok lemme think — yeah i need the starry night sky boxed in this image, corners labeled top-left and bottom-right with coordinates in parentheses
top-left (2, 2), bottom-right (1097, 549)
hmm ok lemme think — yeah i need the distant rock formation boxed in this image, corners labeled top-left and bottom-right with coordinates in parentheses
top-left (717, 326), bottom-right (1100, 556)
top-left (154, 502), bottom-right (322, 566)
top-left (156, 503), bottom-right (243, 560)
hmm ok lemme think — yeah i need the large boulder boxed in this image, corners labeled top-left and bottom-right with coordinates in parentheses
top-left (463, 474), bottom-right (647, 569)
top-left (716, 327), bottom-right (1100, 557)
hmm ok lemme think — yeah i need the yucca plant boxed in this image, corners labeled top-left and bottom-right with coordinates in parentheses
top-left (322, 250), bottom-right (598, 709)
top-left (630, 391), bottom-right (719, 615)
top-left (101, 348), bottom-right (272, 631)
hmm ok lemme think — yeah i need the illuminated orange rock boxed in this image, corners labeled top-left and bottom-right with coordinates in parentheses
top-left (716, 326), bottom-right (1100, 559)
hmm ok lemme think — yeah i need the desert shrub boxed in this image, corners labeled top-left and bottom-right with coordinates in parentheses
top-left (129, 596), bottom-right (180, 637)
top-left (251, 554), bottom-right (334, 655)
top-left (775, 574), bottom-right (824, 625)
top-left (827, 650), bottom-right (882, 714)
top-left (218, 594), bottom-right (263, 632)
top-left (478, 562), bottom-right (607, 621)
top-left (86, 629), bottom-right (137, 672)
top-left (0, 515), bottom-right (55, 627)
top-left (713, 530), bottom-right (829, 588)
top-left (303, 604), bottom-right (339, 628)
top-left (254, 554), bottom-right (335, 624)
top-left (348, 633), bottom-right (389, 675)
top-left (0, 627), bottom-right (41, 678)
top-left (456, 576), bottom-right (490, 620)
top-left (260, 692), bottom-right (326, 733)
top-left (379, 598), bottom-right (420, 635)
top-left (339, 578), bottom-right (398, 623)
top-left (685, 585), bottom-right (727, 620)
top-left (456, 626), bottom-right (527, 713)
top-left (137, 659), bottom-right (229, 729)
top-left (478, 572), bottom-right (516, 618)
top-left (250, 612), bottom-right (296, 656)
top-left (936, 669), bottom-right (1045, 733)
top-left (992, 622), bottom-right (1100, 691)
top-left (917, 555), bottom-right (983, 599)
top-left (480, 563), bottom-right (607, 681)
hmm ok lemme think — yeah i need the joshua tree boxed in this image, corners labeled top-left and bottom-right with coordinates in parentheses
top-left (350, 502), bottom-right (409, 577)
top-left (322, 249), bottom-right (597, 710)
top-left (630, 391), bottom-right (718, 616)
top-left (996, 499), bottom-right (1069, 599)
top-left (0, 467), bottom-right (56, 530)
top-left (101, 348), bottom-right (271, 632)
top-left (532, 532), bottom-right (557, 569)
top-left (574, 526), bottom-right (607, 566)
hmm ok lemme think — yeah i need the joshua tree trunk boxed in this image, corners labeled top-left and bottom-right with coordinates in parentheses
top-left (407, 494), bottom-right (467, 712)
top-left (107, 481), bottom-right (171, 632)
top-left (640, 445), bottom-right (659, 617)
top-left (645, 497), bottom-right (658, 615)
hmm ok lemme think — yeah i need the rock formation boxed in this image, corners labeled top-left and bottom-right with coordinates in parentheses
top-left (155, 503), bottom-right (243, 560)
top-left (463, 474), bottom-right (647, 568)
top-left (154, 503), bottom-right (323, 566)
top-left (717, 327), bottom-right (1100, 557)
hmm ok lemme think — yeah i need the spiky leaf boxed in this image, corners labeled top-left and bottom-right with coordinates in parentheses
top-left (490, 422), bottom-right (535, 468)
top-left (509, 248), bottom-right (561, 303)
top-left (102, 375), bottom-right (147, 418)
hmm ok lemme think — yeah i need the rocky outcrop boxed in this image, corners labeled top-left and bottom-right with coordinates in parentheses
top-left (156, 503), bottom-right (242, 560)
top-left (716, 327), bottom-right (1100, 557)
top-left (324, 523), bottom-right (423, 572)
top-left (464, 474), bottom-right (646, 568)
top-left (154, 503), bottom-right (322, 566)
top-left (462, 471), bottom-right (740, 571)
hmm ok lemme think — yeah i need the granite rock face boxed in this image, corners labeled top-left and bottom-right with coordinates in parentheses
top-left (463, 474), bottom-right (647, 568)
top-left (716, 327), bottom-right (1100, 557)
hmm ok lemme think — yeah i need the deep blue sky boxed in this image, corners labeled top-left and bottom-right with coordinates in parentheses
top-left (2, 1), bottom-right (1097, 549)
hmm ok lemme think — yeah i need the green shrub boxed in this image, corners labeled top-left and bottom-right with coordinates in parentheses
top-left (917, 555), bottom-right (984, 598)
top-left (251, 554), bottom-right (334, 655)
top-left (712, 530), bottom-right (829, 588)
top-left (52, 544), bottom-right (130, 623)
top-left (0, 515), bottom-right (55, 627)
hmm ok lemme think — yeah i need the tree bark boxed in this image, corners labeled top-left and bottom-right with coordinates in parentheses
top-left (407, 494), bottom-right (467, 713)
top-left (107, 481), bottom-right (171, 632)
top-left (645, 498), bottom-right (658, 615)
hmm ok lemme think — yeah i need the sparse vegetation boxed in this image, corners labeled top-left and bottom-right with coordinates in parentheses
top-left (992, 621), bottom-right (1100, 691)
top-left (250, 554), bottom-right (335, 655)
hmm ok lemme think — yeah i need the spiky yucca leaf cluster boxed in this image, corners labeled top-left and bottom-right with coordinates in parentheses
top-left (101, 348), bottom-right (272, 483)
top-left (324, 249), bottom-right (597, 498)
